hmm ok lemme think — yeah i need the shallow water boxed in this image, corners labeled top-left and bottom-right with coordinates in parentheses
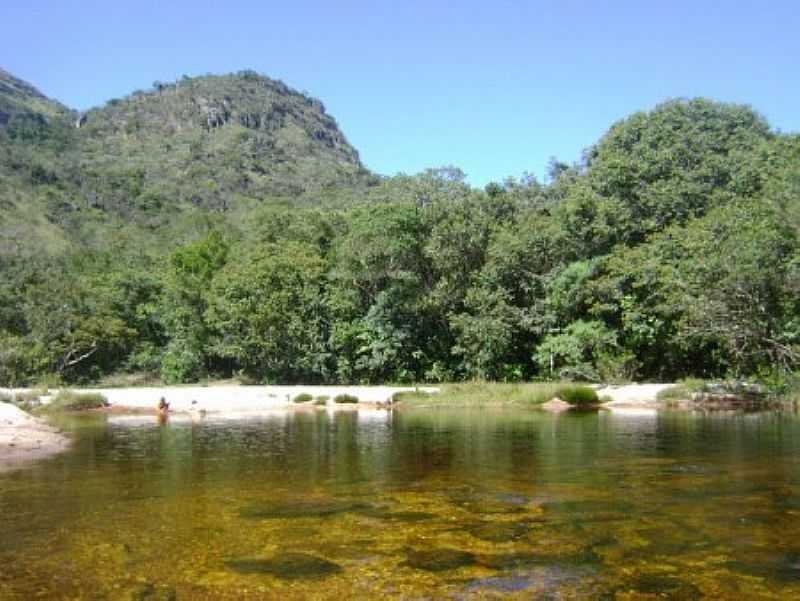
top-left (2, 408), bottom-right (800, 599)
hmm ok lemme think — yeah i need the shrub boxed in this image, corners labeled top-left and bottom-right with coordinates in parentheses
top-left (333, 394), bottom-right (359, 404)
top-left (42, 390), bottom-right (109, 412)
top-left (556, 385), bottom-right (599, 406)
top-left (293, 392), bottom-right (313, 403)
top-left (314, 395), bottom-right (330, 403)
top-left (0, 392), bottom-right (11, 404)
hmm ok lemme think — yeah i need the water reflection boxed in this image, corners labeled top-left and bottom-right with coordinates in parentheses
top-left (1, 408), bottom-right (799, 599)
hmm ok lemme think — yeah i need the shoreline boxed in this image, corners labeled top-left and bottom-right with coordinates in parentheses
top-left (2, 384), bottom-right (441, 415)
top-left (0, 380), bottom-right (789, 468)
top-left (0, 402), bottom-right (71, 472)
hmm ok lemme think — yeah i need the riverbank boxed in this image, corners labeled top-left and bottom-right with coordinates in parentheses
top-left (0, 402), bottom-right (70, 472)
top-left (393, 381), bottom-right (676, 409)
top-left (1, 384), bottom-right (440, 415)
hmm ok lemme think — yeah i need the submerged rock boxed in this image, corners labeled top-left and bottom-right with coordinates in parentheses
top-left (123, 582), bottom-right (177, 601)
top-left (619, 573), bottom-right (702, 599)
top-left (447, 488), bottom-right (529, 515)
top-left (539, 499), bottom-right (633, 525)
top-left (463, 574), bottom-right (535, 594)
top-left (239, 500), bottom-right (373, 520)
top-left (726, 551), bottom-right (800, 583)
top-left (377, 510), bottom-right (436, 523)
top-left (225, 553), bottom-right (343, 579)
top-left (467, 520), bottom-right (530, 543)
top-left (478, 551), bottom-right (547, 570)
top-left (402, 548), bottom-right (477, 572)
top-left (464, 565), bottom-right (592, 597)
top-left (480, 545), bottom-right (601, 570)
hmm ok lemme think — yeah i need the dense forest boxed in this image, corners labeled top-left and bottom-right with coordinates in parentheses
top-left (1, 68), bottom-right (799, 387)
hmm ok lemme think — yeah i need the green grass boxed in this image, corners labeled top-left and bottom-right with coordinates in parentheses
top-left (38, 390), bottom-right (109, 412)
top-left (393, 382), bottom-right (580, 407)
top-left (333, 394), bottom-right (359, 404)
top-left (656, 378), bottom-right (706, 402)
top-left (555, 384), bottom-right (599, 406)
top-left (292, 392), bottom-right (313, 404)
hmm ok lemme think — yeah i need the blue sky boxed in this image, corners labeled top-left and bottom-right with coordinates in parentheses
top-left (3, 1), bottom-right (799, 186)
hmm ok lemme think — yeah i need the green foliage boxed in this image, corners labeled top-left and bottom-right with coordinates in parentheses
top-left (534, 320), bottom-right (617, 382)
top-left (293, 393), bottom-right (313, 403)
top-left (206, 240), bottom-right (328, 383)
top-left (333, 394), bottom-right (359, 404)
top-left (1, 68), bottom-right (799, 387)
top-left (586, 98), bottom-right (772, 244)
top-left (394, 382), bottom-right (566, 406)
top-left (555, 385), bottom-right (599, 406)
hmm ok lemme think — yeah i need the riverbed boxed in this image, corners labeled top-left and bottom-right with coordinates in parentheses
top-left (2, 408), bottom-right (800, 599)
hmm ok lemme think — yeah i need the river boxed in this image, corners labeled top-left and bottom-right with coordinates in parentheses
top-left (1, 407), bottom-right (799, 599)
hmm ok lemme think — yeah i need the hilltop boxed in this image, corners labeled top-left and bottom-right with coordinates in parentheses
top-left (0, 68), bottom-right (370, 254)
top-left (0, 67), bottom-right (70, 127)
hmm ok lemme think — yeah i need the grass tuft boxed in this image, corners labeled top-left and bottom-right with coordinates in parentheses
top-left (555, 384), bottom-right (599, 406)
top-left (39, 390), bottom-right (109, 412)
top-left (333, 394), bottom-right (359, 404)
top-left (394, 382), bottom-right (582, 407)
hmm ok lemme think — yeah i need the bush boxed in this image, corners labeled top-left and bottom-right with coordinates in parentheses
top-left (293, 392), bottom-right (313, 403)
top-left (555, 385), bottom-right (599, 406)
top-left (333, 394), bottom-right (359, 404)
top-left (314, 395), bottom-right (330, 403)
top-left (0, 392), bottom-right (11, 404)
top-left (42, 390), bottom-right (109, 412)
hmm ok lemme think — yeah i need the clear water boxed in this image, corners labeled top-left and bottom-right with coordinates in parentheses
top-left (2, 407), bottom-right (800, 599)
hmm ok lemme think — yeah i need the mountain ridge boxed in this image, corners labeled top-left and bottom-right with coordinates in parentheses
top-left (0, 68), bottom-right (369, 227)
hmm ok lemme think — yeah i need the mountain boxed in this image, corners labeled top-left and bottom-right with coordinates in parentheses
top-left (0, 67), bottom-right (70, 128)
top-left (73, 71), bottom-right (368, 215)
top-left (0, 69), bottom-right (370, 251)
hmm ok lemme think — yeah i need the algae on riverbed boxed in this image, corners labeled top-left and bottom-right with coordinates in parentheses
top-left (2, 408), bottom-right (800, 599)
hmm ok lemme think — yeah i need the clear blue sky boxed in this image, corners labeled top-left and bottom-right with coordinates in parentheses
top-left (3, 1), bottom-right (799, 186)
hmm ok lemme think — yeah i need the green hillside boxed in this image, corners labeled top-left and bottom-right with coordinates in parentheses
top-left (0, 69), bottom-right (370, 254)
top-left (0, 67), bottom-right (799, 389)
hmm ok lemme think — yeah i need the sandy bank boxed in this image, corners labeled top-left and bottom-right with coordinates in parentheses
top-left (5, 385), bottom-right (439, 415)
top-left (0, 402), bottom-right (70, 472)
top-left (597, 383), bottom-right (674, 408)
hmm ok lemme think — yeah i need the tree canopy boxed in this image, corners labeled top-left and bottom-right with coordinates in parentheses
top-left (1, 70), bottom-right (799, 386)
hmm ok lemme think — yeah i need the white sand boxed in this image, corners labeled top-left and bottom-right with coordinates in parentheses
top-left (3, 385), bottom-right (439, 415)
top-left (0, 402), bottom-right (70, 472)
top-left (597, 383), bottom-right (675, 408)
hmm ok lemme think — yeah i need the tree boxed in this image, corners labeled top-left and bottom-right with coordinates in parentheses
top-left (207, 241), bottom-right (329, 382)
